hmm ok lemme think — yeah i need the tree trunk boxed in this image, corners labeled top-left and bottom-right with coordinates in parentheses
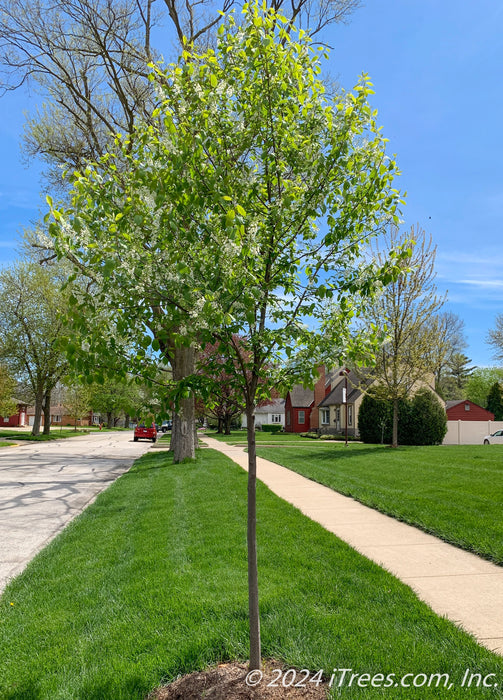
top-left (245, 403), bottom-right (261, 670)
top-left (392, 398), bottom-right (398, 448)
top-left (107, 411), bottom-right (113, 429)
top-left (224, 415), bottom-right (231, 435)
top-left (217, 415), bottom-right (223, 433)
top-left (172, 344), bottom-right (196, 463)
top-left (31, 384), bottom-right (44, 436)
top-left (42, 388), bottom-right (52, 435)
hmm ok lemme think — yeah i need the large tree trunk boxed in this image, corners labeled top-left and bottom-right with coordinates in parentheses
top-left (42, 388), bottom-right (52, 435)
top-left (392, 398), bottom-right (399, 448)
top-left (172, 345), bottom-right (196, 463)
top-left (107, 411), bottom-right (113, 429)
top-left (224, 414), bottom-right (231, 435)
top-left (245, 402), bottom-right (261, 670)
top-left (31, 384), bottom-right (44, 436)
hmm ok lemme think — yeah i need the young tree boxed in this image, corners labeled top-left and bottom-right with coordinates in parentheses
top-left (0, 262), bottom-right (69, 435)
top-left (486, 381), bottom-right (503, 420)
top-left (1, 0), bottom-right (359, 460)
top-left (48, 3), bottom-right (404, 667)
top-left (362, 226), bottom-right (445, 447)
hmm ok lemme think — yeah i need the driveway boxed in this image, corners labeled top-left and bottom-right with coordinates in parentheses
top-left (0, 430), bottom-right (153, 593)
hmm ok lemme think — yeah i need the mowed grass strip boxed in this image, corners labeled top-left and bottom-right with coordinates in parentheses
top-left (255, 442), bottom-right (503, 564)
top-left (0, 429), bottom-right (94, 442)
top-left (206, 429), bottom-right (305, 445)
top-left (1, 449), bottom-right (502, 700)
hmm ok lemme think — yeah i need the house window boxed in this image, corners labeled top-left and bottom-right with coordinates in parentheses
top-left (271, 414), bottom-right (282, 423)
top-left (3, 417), bottom-right (8, 423)
top-left (335, 407), bottom-right (340, 422)
top-left (347, 405), bottom-right (353, 426)
top-left (298, 410), bottom-right (305, 424)
top-left (53, 415), bottom-right (61, 423)
top-left (465, 403), bottom-right (470, 411)
top-left (321, 408), bottom-right (330, 425)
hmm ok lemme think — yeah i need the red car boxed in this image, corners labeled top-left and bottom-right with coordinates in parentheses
top-left (134, 424), bottom-right (157, 442)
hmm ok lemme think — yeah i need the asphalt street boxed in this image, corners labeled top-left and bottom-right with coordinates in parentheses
top-left (0, 430), bottom-right (153, 593)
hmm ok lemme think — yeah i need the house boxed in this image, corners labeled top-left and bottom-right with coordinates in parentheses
top-left (241, 398), bottom-right (285, 429)
top-left (26, 404), bottom-right (95, 427)
top-left (284, 386), bottom-right (314, 432)
top-left (446, 400), bottom-right (494, 421)
top-left (317, 369), bottom-right (368, 437)
top-left (1, 401), bottom-right (29, 427)
top-left (284, 366), bottom-right (336, 433)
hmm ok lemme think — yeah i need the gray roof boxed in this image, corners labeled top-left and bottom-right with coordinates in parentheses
top-left (318, 370), bottom-right (365, 407)
top-left (288, 385), bottom-right (315, 408)
top-left (445, 400), bottom-right (464, 409)
top-left (255, 398), bottom-right (285, 414)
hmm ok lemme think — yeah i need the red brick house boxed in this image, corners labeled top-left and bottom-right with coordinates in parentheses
top-left (25, 404), bottom-right (95, 427)
top-left (284, 386), bottom-right (314, 432)
top-left (446, 400), bottom-right (494, 421)
top-left (1, 402), bottom-right (29, 427)
top-left (285, 366), bottom-right (334, 433)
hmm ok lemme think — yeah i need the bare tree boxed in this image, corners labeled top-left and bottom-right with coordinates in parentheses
top-left (488, 314), bottom-right (503, 363)
top-left (363, 225), bottom-right (445, 448)
top-left (425, 311), bottom-right (466, 393)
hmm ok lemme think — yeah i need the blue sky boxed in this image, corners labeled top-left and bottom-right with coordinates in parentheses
top-left (0, 0), bottom-right (501, 366)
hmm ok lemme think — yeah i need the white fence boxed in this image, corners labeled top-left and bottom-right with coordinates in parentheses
top-left (443, 420), bottom-right (503, 445)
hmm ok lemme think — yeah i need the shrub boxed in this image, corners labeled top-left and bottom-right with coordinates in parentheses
top-left (261, 424), bottom-right (283, 433)
top-left (358, 392), bottom-right (393, 444)
top-left (403, 389), bottom-right (446, 446)
top-left (359, 389), bottom-right (446, 446)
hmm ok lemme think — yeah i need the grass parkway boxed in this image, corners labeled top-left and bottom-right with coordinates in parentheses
top-left (0, 430), bottom-right (502, 698)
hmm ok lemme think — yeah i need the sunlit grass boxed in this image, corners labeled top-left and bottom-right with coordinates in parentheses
top-left (1, 449), bottom-right (502, 698)
top-left (256, 442), bottom-right (503, 564)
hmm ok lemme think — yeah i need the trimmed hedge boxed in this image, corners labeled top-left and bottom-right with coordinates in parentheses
top-left (261, 424), bottom-right (283, 433)
top-left (358, 389), bottom-right (446, 446)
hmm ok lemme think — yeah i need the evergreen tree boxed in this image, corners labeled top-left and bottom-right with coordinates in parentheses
top-left (447, 353), bottom-right (475, 392)
top-left (486, 382), bottom-right (503, 420)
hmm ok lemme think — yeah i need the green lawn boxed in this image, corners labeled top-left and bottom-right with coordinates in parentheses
top-left (255, 442), bottom-right (503, 564)
top-left (1, 449), bottom-right (502, 699)
top-left (0, 441), bottom-right (12, 448)
top-left (205, 429), bottom-right (305, 444)
top-left (0, 429), bottom-right (94, 442)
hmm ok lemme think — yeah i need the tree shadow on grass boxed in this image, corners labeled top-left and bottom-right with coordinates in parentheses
top-left (258, 444), bottom-right (392, 463)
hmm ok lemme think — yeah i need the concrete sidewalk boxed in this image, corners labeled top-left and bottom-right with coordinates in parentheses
top-left (204, 436), bottom-right (503, 657)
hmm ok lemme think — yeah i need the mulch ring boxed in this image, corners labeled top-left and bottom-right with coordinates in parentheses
top-left (148, 659), bottom-right (329, 699)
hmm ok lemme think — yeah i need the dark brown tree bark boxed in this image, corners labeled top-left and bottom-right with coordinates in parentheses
top-left (42, 388), bottom-right (52, 435)
top-left (31, 383), bottom-right (44, 436)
